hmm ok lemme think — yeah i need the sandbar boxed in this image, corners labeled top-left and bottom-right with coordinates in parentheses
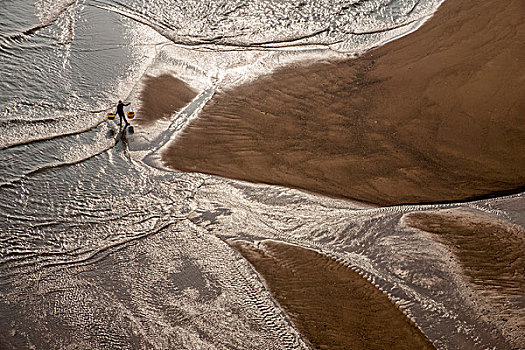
top-left (161, 0), bottom-right (525, 206)
top-left (229, 240), bottom-right (435, 349)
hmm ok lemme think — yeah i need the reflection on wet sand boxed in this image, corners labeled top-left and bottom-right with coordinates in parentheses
top-left (229, 240), bottom-right (435, 350)
top-left (404, 209), bottom-right (525, 347)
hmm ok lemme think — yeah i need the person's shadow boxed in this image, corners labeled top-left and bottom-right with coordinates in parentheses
top-left (119, 123), bottom-right (131, 143)
top-left (107, 123), bottom-right (132, 144)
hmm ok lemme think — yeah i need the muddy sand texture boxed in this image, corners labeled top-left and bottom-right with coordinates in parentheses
top-left (229, 240), bottom-right (434, 349)
top-left (135, 74), bottom-right (197, 127)
top-left (404, 209), bottom-right (525, 347)
top-left (161, 0), bottom-right (525, 206)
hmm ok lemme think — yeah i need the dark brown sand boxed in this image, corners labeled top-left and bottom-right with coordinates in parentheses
top-left (229, 240), bottom-right (435, 349)
top-left (404, 209), bottom-right (525, 347)
top-left (135, 74), bottom-right (197, 127)
top-left (161, 0), bottom-right (525, 206)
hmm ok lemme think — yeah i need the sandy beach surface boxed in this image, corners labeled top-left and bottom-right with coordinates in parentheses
top-left (229, 240), bottom-right (435, 350)
top-left (159, 0), bottom-right (525, 207)
top-left (4, 0), bottom-right (525, 349)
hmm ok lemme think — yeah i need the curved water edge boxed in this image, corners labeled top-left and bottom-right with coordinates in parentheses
top-left (85, 0), bottom-right (446, 50)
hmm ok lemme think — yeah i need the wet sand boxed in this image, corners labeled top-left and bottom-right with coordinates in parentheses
top-left (229, 240), bottom-right (435, 349)
top-left (135, 74), bottom-right (197, 127)
top-left (404, 209), bottom-right (525, 347)
top-left (161, 0), bottom-right (525, 206)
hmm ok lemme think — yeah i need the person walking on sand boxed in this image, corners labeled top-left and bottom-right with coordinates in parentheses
top-left (116, 100), bottom-right (131, 127)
